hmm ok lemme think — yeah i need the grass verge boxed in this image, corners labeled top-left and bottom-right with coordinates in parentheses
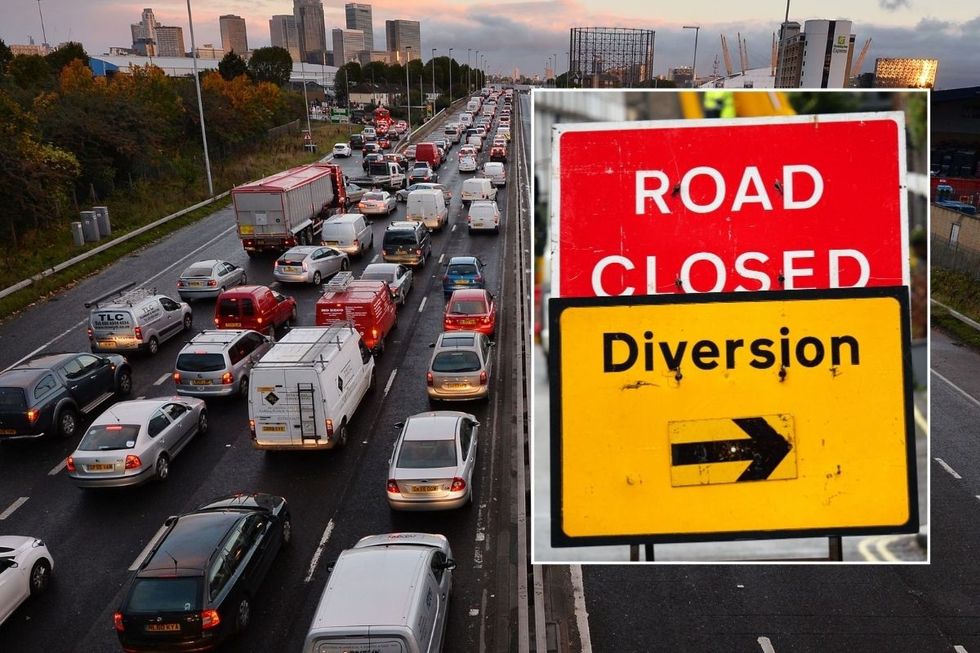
top-left (931, 305), bottom-right (980, 352)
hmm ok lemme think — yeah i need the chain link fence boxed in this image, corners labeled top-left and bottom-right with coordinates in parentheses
top-left (932, 231), bottom-right (980, 280)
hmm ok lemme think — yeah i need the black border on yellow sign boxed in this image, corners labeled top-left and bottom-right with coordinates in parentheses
top-left (548, 286), bottom-right (918, 548)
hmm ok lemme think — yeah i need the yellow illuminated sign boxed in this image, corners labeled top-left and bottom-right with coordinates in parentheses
top-left (549, 288), bottom-right (916, 545)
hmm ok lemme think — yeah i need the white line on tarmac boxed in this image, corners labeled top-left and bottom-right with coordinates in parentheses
top-left (932, 370), bottom-right (980, 410)
top-left (451, 224), bottom-right (457, 232)
top-left (935, 457), bottom-right (962, 480)
top-left (955, 646), bottom-right (969, 653)
top-left (129, 523), bottom-right (171, 571)
top-left (136, 395), bottom-right (145, 400)
top-left (758, 636), bottom-right (776, 653)
top-left (3, 223), bottom-right (238, 373)
top-left (857, 537), bottom-right (878, 562)
top-left (418, 296), bottom-right (428, 314)
top-left (48, 458), bottom-right (67, 476)
top-left (371, 253), bottom-right (379, 263)
top-left (0, 497), bottom-right (28, 520)
top-left (438, 253), bottom-right (445, 264)
top-left (304, 519), bottom-right (335, 583)
top-left (875, 535), bottom-right (903, 562)
top-left (153, 373), bottom-right (171, 386)
top-left (570, 565), bottom-right (593, 653)
top-left (384, 369), bottom-right (398, 397)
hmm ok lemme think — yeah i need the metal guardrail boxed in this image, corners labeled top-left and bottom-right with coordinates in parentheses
top-left (0, 191), bottom-right (230, 303)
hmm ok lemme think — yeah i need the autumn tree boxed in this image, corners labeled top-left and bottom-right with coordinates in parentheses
top-left (0, 39), bottom-right (12, 75)
top-left (46, 42), bottom-right (89, 75)
top-left (8, 54), bottom-right (52, 90)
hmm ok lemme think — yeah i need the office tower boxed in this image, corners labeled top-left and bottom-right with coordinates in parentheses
top-left (130, 8), bottom-right (158, 48)
top-left (775, 19), bottom-right (854, 88)
top-left (345, 3), bottom-right (374, 52)
top-left (385, 19), bottom-right (421, 64)
top-left (332, 29), bottom-right (365, 66)
top-left (155, 25), bottom-right (185, 57)
top-left (220, 14), bottom-right (248, 55)
top-left (294, 0), bottom-right (327, 64)
top-left (270, 15), bottom-right (301, 62)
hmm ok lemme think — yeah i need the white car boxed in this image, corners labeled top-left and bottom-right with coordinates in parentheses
top-left (274, 246), bottom-right (350, 285)
top-left (332, 143), bottom-right (352, 157)
top-left (467, 200), bottom-right (501, 234)
top-left (0, 536), bottom-right (53, 625)
top-left (459, 154), bottom-right (478, 173)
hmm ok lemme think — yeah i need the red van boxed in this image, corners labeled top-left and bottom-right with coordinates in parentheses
top-left (414, 142), bottom-right (442, 170)
top-left (214, 285), bottom-right (297, 334)
top-left (315, 275), bottom-right (397, 355)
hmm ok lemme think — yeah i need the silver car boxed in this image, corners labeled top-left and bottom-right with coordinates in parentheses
top-left (174, 330), bottom-right (272, 398)
top-left (176, 260), bottom-right (247, 300)
top-left (386, 411), bottom-right (479, 511)
top-left (426, 331), bottom-right (494, 401)
top-left (360, 263), bottom-right (414, 306)
top-left (67, 397), bottom-right (207, 488)
top-left (357, 191), bottom-right (397, 216)
top-left (273, 246), bottom-right (349, 285)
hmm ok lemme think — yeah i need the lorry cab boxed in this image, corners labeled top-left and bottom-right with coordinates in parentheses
top-left (315, 273), bottom-right (397, 355)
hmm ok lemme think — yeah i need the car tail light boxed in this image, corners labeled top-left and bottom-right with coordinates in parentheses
top-left (450, 477), bottom-right (466, 492)
top-left (371, 328), bottom-right (378, 340)
top-left (415, 249), bottom-right (422, 256)
top-left (257, 317), bottom-right (263, 325)
top-left (325, 418), bottom-right (334, 437)
top-left (66, 456), bottom-right (76, 472)
top-left (201, 609), bottom-right (221, 630)
top-left (207, 280), bottom-right (217, 287)
top-left (482, 316), bottom-right (491, 324)
top-left (285, 237), bottom-right (296, 247)
top-left (113, 611), bottom-right (125, 632)
top-left (480, 370), bottom-right (488, 385)
top-left (173, 372), bottom-right (181, 383)
top-left (176, 280), bottom-right (185, 288)
top-left (134, 326), bottom-right (143, 341)
top-left (221, 372), bottom-right (233, 385)
top-left (214, 317), bottom-right (220, 326)
top-left (248, 419), bottom-right (256, 439)
top-left (124, 455), bottom-right (141, 470)
top-left (426, 371), bottom-right (434, 387)
top-left (87, 327), bottom-right (94, 339)
top-left (387, 479), bottom-right (400, 493)
top-left (353, 239), bottom-right (360, 249)
top-left (26, 408), bottom-right (40, 424)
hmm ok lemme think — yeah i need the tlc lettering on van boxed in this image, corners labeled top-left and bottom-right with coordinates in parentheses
top-left (602, 327), bottom-right (860, 373)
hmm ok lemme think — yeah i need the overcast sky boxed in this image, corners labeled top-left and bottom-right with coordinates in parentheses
top-left (2, 0), bottom-right (977, 88)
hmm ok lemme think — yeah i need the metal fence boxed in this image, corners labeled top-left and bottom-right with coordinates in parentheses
top-left (267, 119), bottom-right (302, 139)
top-left (932, 231), bottom-right (980, 280)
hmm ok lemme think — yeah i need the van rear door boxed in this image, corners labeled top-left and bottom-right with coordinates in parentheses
top-left (305, 635), bottom-right (408, 653)
top-left (90, 309), bottom-right (136, 349)
top-left (251, 367), bottom-right (321, 447)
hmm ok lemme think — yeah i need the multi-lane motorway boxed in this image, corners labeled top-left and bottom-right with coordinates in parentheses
top-left (0, 94), bottom-right (532, 652)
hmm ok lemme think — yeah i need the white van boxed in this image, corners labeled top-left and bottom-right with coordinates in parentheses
top-left (86, 285), bottom-right (192, 356)
top-left (406, 189), bottom-right (449, 231)
top-left (483, 162), bottom-right (506, 187)
top-left (302, 533), bottom-right (455, 653)
top-left (460, 177), bottom-right (498, 205)
top-left (466, 98), bottom-right (481, 113)
top-left (248, 325), bottom-right (375, 450)
top-left (321, 213), bottom-right (373, 257)
top-left (443, 123), bottom-right (461, 144)
top-left (458, 113), bottom-right (473, 127)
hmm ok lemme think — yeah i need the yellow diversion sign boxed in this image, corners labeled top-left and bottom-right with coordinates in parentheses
top-left (548, 287), bottom-right (917, 546)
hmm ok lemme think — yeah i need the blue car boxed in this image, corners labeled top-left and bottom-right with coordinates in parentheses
top-left (442, 256), bottom-right (486, 298)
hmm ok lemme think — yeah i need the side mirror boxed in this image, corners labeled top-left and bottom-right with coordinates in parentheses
top-left (428, 343), bottom-right (436, 348)
top-left (394, 422), bottom-right (404, 429)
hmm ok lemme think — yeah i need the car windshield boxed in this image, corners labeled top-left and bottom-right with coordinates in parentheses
top-left (397, 439), bottom-right (457, 468)
top-left (182, 266), bottom-right (213, 278)
top-left (78, 424), bottom-right (141, 451)
top-left (450, 300), bottom-right (487, 315)
top-left (0, 387), bottom-right (27, 410)
top-left (127, 578), bottom-right (202, 613)
top-left (363, 193), bottom-right (385, 202)
top-left (176, 353), bottom-right (226, 372)
top-left (433, 351), bottom-right (482, 373)
top-left (448, 263), bottom-right (478, 276)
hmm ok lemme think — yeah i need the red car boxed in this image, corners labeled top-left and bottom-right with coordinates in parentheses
top-left (378, 136), bottom-right (391, 150)
top-left (444, 289), bottom-right (496, 337)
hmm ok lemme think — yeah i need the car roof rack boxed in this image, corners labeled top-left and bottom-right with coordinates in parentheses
top-left (324, 271), bottom-right (354, 293)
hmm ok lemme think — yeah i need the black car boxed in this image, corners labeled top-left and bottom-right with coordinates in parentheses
top-left (115, 493), bottom-right (291, 652)
top-left (0, 352), bottom-right (132, 440)
top-left (349, 133), bottom-right (364, 149)
top-left (408, 162), bottom-right (437, 184)
top-left (362, 152), bottom-right (386, 172)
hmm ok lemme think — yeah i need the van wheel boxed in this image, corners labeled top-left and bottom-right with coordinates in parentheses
top-left (147, 337), bottom-right (159, 356)
top-left (368, 369), bottom-right (377, 392)
top-left (281, 515), bottom-right (292, 546)
top-left (155, 454), bottom-right (170, 482)
top-left (183, 314), bottom-right (193, 331)
top-left (312, 271), bottom-right (322, 286)
top-left (337, 420), bottom-right (349, 448)
top-left (235, 595), bottom-right (251, 634)
top-left (57, 407), bottom-right (79, 439)
top-left (238, 376), bottom-right (249, 398)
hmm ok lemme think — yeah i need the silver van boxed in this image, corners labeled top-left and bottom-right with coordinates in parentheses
top-left (303, 533), bottom-right (455, 653)
top-left (86, 285), bottom-right (192, 356)
top-left (321, 213), bottom-right (374, 257)
top-left (174, 329), bottom-right (272, 398)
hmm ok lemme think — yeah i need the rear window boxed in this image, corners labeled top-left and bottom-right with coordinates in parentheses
top-left (397, 439), bottom-right (457, 468)
top-left (364, 193), bottom-right (385, 201)
top-left (218, 298), bottom-right (253, 318)
top-left (450, 300), bottom-right (487, 314)
top-left (433, 351), bottom-right (481, 373)
top-left (448, 264), bottom-right (478, 276)
top-left (78, 424), bottom-right (141, 451)
top-left (182, 266), bottom-right (213, 277)
top-left (0, 388), bottom-right (27, 411)
top-left (384, 231), bottom-right (418, 247)
top-left (361, 272), bottom-right (393, 283)
top-left (278, 254), bottom-right (306, 266)
top-left (176, 353), bottom-right (226, 372)
top-left (127, 578), bottom-right (202, 613)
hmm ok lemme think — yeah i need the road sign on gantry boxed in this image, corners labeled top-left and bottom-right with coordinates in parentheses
top-left (551, 112), bottom-right (909, 298)
top-left (548, 287), bottom-right (916, 546)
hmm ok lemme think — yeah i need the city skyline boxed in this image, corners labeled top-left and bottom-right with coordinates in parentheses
top-left (1, 1), bottom-right (977, 87)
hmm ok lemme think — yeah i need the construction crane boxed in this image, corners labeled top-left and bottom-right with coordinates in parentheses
top-left (720, 34), bottom-right (734, 76)
top-left (850, 37), bottom-right (872, 79)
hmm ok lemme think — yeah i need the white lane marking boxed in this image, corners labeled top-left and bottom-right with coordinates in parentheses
top-left (129, 522), bottom-right (171, 571)
top-left (875, 535), bottom-right (903, 562)
top-left (935, 457), bottom-right (962, 480)
top-left (153, 373), bottom-right (171, 386)
top-left (758, 636), bottom-right (776, 653)
top-left (48, 458), bottom-right (67, 476)
top-left (3, 224), bottom-right (238, 373)
top-left (304, 518), bottom-right (335, 583)
top-left (438, 253), bottom-right (445, 264)
top-left (269, 281), bottom-right (281, 289)
top-left (955, 646), bottom-right (969, 653)
top-left (383, 369), bottom-right (398, 397)
top-left (418, 296), bottom-right (428, 314)
top-left (932, 370), bottom-right (980, 410)
top-left (570, 565), bottom-right (593, 653)
top-left (451, 224), bottom-right (457, 232)
top-left (0, 497), bottom-right (29, 520)
top-left (371, 253), bottom-right (379, 263)
top-left (857, 537), bottom-right (878, 561)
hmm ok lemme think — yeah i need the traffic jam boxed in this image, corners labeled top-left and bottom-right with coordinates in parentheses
top-left (0, 87), bottom-right (525, 651)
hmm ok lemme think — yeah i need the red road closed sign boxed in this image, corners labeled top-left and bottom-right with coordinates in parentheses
top-left (552, 112), bottom-right (909, 297)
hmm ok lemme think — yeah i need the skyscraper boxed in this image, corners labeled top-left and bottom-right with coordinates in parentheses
top-left (775, 19), bottom-right (854, 88)
top-left (385, 19), bottom-right (420, 64)
top-left (332, 29), bottom-right (365, 66)
top-left (219, 14), bottom-right (248, 56)
top-left (345, 3), bottom-right (374, 52)
top-left (131, 8), bottom-right (158, 54)
top-left (270, 15), bottom-right (301, 62)
top-left (294, 0), bottom-right (327, 64)
top-left (154, 25), bottom-right (185, 57)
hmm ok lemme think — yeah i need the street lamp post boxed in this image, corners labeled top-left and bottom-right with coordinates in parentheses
top-left (448, 48), bottom-right (454, 102)
top-left (683, 25), bottom-right (701, 88)
top-left (185, 0), bottom-right (213, 196)
top-left (405, 46), bottom-right (412, 141)
top-left (475, 50), bottom-right (480, 90)
top-left (554, 52), bottom-right (558, 87)
top-left (467, 48), bottom-right (472, 92)
top-left (431, 48), bottom-right (437, 102)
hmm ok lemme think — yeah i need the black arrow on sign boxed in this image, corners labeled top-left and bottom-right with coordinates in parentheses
top-left (670, 417), bottom-right (792, 482)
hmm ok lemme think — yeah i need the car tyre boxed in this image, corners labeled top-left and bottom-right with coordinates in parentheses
top-left (341, 259), bottom-right (350, 271)
top-left (281, 515), bottom-right (292, 546)
top-left (240, 272), bottom-right (248, 285)
top-left (29, 559), bottom-right (51, 596)
top-left (238, 376), bottom-right (249, 398)
top-left (183, 314), bottom-right (193, 331)
top-left (197, 409), bottom-right (209, 436)
top-left (155, 454), bottom-right (170, 482)
top-left (57, 407), bottom-right (79, 439)
top-left (368, 368), bottom-right (376, 393)
top-left (116, 369), bottom-right (133, 396)
top-left (146, 336), bottom-right (160, 356)
top-left (312, 270), bottom-right (322, 286)
top-left (235, 596), bottom-right (251, 634)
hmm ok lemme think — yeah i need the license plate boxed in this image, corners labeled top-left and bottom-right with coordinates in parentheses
top-left (97, 340), bottom-right (116, 348)
top-left (445, 383), bottom-right (468, 389)
top-left (412, 485), bottom-right (439, 492)
top-left (87, 463), bottom-right (114, 471)
top-left (325, 241), bottom-right (339, 246)
top-left (192, 379), bottom-right (211, 386)
top-left (225, 322), bottom-right (241, 327)
top-left (189, 281), bottom-right (205, 287)
top-left (0, 429), bottom-right (16, 435)
top-left (263, 425), bottom-right (286, 432)
top-left (456, 280), bottom-right (470, 285)
top-left (281, 266), bottom-right (300, 273)
top-left (146, 623), bottom-right (181, 632)
top-left (461, 320), bottom-right (476, 325)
